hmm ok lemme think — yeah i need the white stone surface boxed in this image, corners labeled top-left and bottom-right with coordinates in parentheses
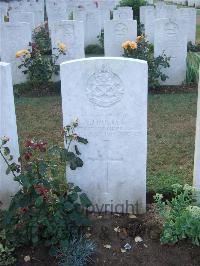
top-left (51, 20), bottom-right (85, 64)
top-left (60, 57), bottom-right (148, 214)
top-left (47, 9), bottom-right (69, 31)
top-left (113, 6), bottom-right (133, 20)
top-left (0, 7), bottom-right (7, 23)
top-left (9, 11), bottom-right (36, 30)
top-left (193, 71), bottom-right (200, 195)
top-left (0, 22), bottom-right (32, 85)
top-left (177, 8), bottom-right (196, 44)
top-left (156, 4), bottom-right (177, 19)
top-left (85, 10), bottom-right (102, 46)
top-left (104, 20), bottom-right (137, 57)
top-left (188, 0), bottom-right (195, 6)
top-left (140, 6), bottom-right (155, 44)
top-left (0, 62), bottom-right (20, 209)
top-left (154, 18), bottom-right (187, 85)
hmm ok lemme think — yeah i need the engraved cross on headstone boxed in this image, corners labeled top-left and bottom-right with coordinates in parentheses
top-left (88, 140), bottom-right (123, 193)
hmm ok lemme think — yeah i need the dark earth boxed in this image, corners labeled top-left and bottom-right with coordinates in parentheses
top-left (15, 204), bottom-right (200, 266)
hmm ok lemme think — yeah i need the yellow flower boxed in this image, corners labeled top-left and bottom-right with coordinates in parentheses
top-left (58, 42), bottom-right (66, 52)
top-left (122, 40), bottom-right (131, 49)
top-left (136, 35), bottom-right (144, 43)
top-left (130, 41), bottom-right (137, 49)
top-left (122, 40), bottom-right (137, 50)
top-left (15, 49), bottom-right (30, 58)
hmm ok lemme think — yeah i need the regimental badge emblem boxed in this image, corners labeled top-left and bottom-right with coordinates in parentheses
top-left (86, 65), bottom-right (124, 107)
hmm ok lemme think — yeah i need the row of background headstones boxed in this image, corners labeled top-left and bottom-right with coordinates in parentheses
top-left (0, 0), bottom-right (197, 86)
top-left (0, 57), bottom-right (200, 210)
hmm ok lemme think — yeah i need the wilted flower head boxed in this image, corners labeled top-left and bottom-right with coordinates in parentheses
top-left (1, 136), bottom-right (10, 145)
top-left (136, 35), bottom-right (144, 43)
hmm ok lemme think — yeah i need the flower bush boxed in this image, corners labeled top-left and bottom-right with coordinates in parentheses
top-left (154, 184), bottom-right (200, 245)
top-left (122, 36), bottom-right (170, 88)
top-left (16, 38), bottom-right (66, 92)
top-left (0, 119), bottom-right (92, 256)
top-left (33, 22), bottom-right (52, 55)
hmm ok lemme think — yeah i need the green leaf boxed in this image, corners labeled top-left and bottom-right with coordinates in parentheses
top-left (6, 166), bottom-right (11, 175)
top-left (35, 196), bottom-right (43, 207)
top-left (75, 145), bottom-right (81, 155)
top-left (4, 147), bottom-right (10, 156)
top-left (80, 193), bottom-right (92, 207)
top-left (77, 136), bottom-right (88, 144)
top-left (64, 201), bottom-right (74, 211)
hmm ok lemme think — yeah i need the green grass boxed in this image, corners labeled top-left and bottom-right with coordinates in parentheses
top-left (15, 93), bottom-right (198, 193)
top-left (186, 52), bottom-right (200, 84)
top-left (196, 25), bottom-right (200, 42)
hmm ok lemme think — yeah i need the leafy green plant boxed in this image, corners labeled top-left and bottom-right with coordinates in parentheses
top-left (186, 52), bottom-right (200, 84)
top-left (0, 119), bottom-right (92, 250)
top-left (0, 230), bottom-right (16, 266)
top-left (122, 36), bottom-right (170, 88)
top-left (119, 0), bottom-right (147, 21)
top-left (154, 184), bottom-right (200, 245)
top-left (33, 22), bottom-right (52, 55)
top-left (16, 42), bottom-right (66, 91)
top-left (55, 235), bottom-right (96, 266)
top-left (187, 41), bottom-right (200, 52)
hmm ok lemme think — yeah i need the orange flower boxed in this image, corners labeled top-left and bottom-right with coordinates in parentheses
top-left (58, 42), bottom-right (66, 52)
top-left (130, 41), bottom-right (137, 49)
top-left (16, 49), bottom-right (30, 58)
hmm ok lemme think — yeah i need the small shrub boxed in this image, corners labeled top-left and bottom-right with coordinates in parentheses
top-left (33, 22), bottom-right (52, 55)
top-left (154, 184), bottom-right (200, 246)
top-left (16, 42), bottom-right (66, 91)
top-left (85, 44), bottom-right (104, 55)
top-left (122, 36), bottom-right (170, 88)
top-left (55, 235), bottom-right (96, 266)
top-left (186, 52), bottom-right (200, 84)
top-left (0, 120), bottom-right (92, 250)
top-left (187, 41), bottom-right (200, 53)
top-left (0, 230), bottom-right (16, 266)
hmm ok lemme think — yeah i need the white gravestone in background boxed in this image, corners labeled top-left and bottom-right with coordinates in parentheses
top-left (154, 18), bottom-right (187, 85)
top-left (51, 20), bottom-right (85, 64)
top-left (9, 11), bottom-right (36, 30)
top-left (0, 22), bottom-right (32, 85)
top-left (104, 20), bottom-right (137, 57)
top-left (61, 57), bottom-right (148, 214)
top-left (140, 6), bottom-right (155, 44)
top-left (0, 62), bottom-right (20, 209)
top-left (156, 5), bottom-right (177, 19)
top-left (85, 10), bottom-right (101, 46)
top-left (177, 8), bottom-right (196, 44)
top-left (193, 71), bottom-right (200, 196)
top-left (113, 6), bottom-right (133, 20)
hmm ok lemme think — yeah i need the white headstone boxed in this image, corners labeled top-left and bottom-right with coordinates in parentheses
top-left (156, 4), bottom-right (177, 19)
top-left (188, 0), bottom-right (195, 5)
top-left (104, 20), bottom-right (137, 56)
top-left (193, 71), bottom-right (200, 195)
top-left (154, 18), bottom-right (187, 85)
top-left (0, 62), bottom-right (20, 209)
top-left (140, 6), bottom-right (155, 44)
top-left (195, 0), bottom-right (200, 8)
top-left (61, 57), bottom-right (148, 214)
top-left (51, 20), bottom-right (85, 63)
top-left (9, 11), bottom-right (36, 30)
top-left (47, 9), bottom-right (68, 31)
top-left (0, 22), bottom-right (32, 85)
top-left (113, 6), bottom-right (133, 20)
top-left (177, 8), bottom-right (196, 44)
top-left (85, 10), bottom-right (102, 46)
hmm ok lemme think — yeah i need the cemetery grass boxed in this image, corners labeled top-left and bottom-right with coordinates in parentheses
top-left (15, 92), bottom-right (198, 195)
